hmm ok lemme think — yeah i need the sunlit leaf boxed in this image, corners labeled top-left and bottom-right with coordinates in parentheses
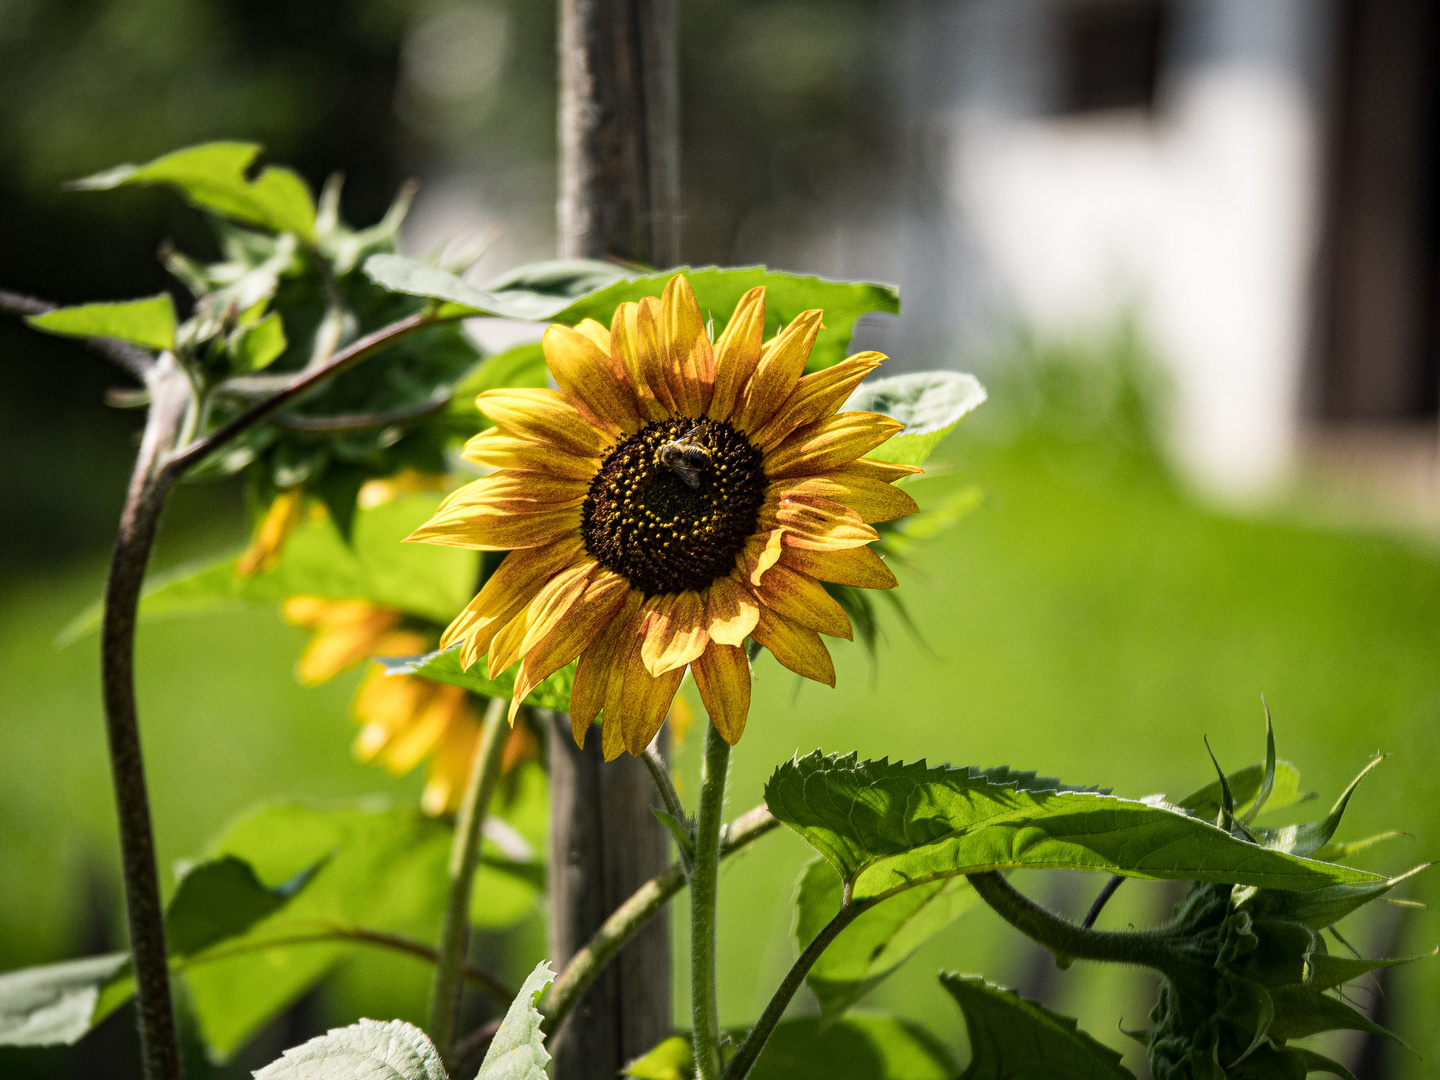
top-left (476, 961), bottom-right (553, 1080)
top-left (764, 753), bottom-right (1384, 905)
top-left (364, 255), bottom-right (625, 321)
top-left (846, 372), bottom-right (986, 465)
top-left (794, 859), bottom-right (979, 1021)
top-left (0, 954), bottom-right (130, 1047)
top-left (230, 311), bottom-right (287, 371)
top-left (27, 295), bottom-right (177, 350)
top-left (940, 974), bottom-right (1134, 1079)
top-left (252, 1018), bottom-right (447, 1080)
top-left (72, 142), bottom-right (316, 239)
top-left (381, 645), bottom-right (575, 714)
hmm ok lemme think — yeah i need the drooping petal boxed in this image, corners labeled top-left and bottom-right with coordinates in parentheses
top-left (703, 575), bottom-right (761, 646)
top-left (488, 559), bottom-right (597, 677)
top-left (780, 544), bottom-right (899, 590)
top-left (750, 563), bottom-right (853, 640)
top-left (461, 428), bottom-right (599, 481)
top-left (601, 599), bottom-right (658, 758)
top-left (543, 323), bottom-right (644, 434)
top-left (620, 645), bottom-right (686, 756)
top-left (570, 591), bottom-right (644, 744)
top-left (640, 589), bottom-right (709, 675)
top-left (752, 606), bottom-right (836, 687)
top-left (476, 387), bottom-right (609, 458)
top-left (510, 570), bottom-right (629, 720)
top-left (660, 274), bottom-right (714, 416)
top-left (768, 473), bottom-right (919, 524)
top-left (834, 456), bottom-right (924, 484)
top-left (750, 351), bottom-right (885, 449)
top-left (440, 536), bottom-right (585, 660)
top-left (732, 309), bottom-right (824, 434)
top-left (765, 411), bottom-right (904, 479)
top-left (707, 286), bottom-right (765, 421)
top-left (692, 644), bottom-right (751, 744)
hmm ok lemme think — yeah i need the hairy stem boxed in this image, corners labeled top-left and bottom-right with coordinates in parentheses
top-left (429, 697), bottom-right (511, 1066)
top-left (691, 723), bottom-right (731, 1080)
top-left (538, 804), bottom-right (776, 1038)
top-left (724, 898), bottom-right (865, 1080)
top-left (967, 871), bottom-right (1184, 975)
top-left (101, 358), bottom-right (192, 1080)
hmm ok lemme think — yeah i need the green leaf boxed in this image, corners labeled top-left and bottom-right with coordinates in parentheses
top-left (380, 645), bottom-right (575, 714)
top-left (27, 295), bottom-right (177, 350)
top-left (366, 261), bottom-right (900, 371)
top-left (0, 953), bottom-right (130, 1047)
top-left (253, 1018), bottom-right (447, 1080)
top-left (746, 1016), bottom-right (958, 1080)
top-left (165, 855), bottom-right (321, 957)
top-left (941, 974), bottom-right (1134, 1079)
top-left (60, 493), bottom-right (475, 643)
top-left (763, 753), bottom-right (1383, 905)
top-left (476, 961), bottom-right (553, 1080)
top-left (1306, 949), bottom-right (1434, 993)
top-left (794, 859), bottom-right (980, 1021)
top-left (72, 142), bottom-right (316, 239)
top-left (230, 311), bottom-right (287, 371)
top-left (626, 1035), bottom-right (696, 1080)
top-left (846, 372), bottom-right (986, 466)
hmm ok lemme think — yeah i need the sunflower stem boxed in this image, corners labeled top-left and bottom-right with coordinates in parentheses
top-left (100, 355), bottom-right (193, 1080)
top-left (429, 696), bottom-right (511, 1068)
top-left (690, 721), bottom-right (731, 1080)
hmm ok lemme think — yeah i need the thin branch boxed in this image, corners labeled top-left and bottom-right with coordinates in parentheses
top-left (538, 804), bottom-right (777, 1037)
top-left (162, 309), bottom-right (440, 475)
top-left (1081, 875), bottom-right (1125, 930)
top-left (723, 900), bottom-right (866, 1080)
top-left (270, 394), bottom-right (448, 433)
top-left (642, 746), bottom-right (690, 840)
top-left (0, 288), bottom-right (156, 380)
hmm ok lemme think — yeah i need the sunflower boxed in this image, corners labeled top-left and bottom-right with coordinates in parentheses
top-left (282, 596), bottom-right (535, 814)
top-left (409, 274), bottom-right (918, 759)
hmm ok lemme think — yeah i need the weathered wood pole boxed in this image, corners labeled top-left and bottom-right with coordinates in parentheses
top-left (550, 1), bottom-right (679, 1077)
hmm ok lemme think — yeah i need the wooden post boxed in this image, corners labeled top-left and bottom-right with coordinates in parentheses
top-left (551, 2), bottom-right (679, 1077)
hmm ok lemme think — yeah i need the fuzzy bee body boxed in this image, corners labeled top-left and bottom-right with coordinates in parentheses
top-left (657, 431), bottom-right (713, 489)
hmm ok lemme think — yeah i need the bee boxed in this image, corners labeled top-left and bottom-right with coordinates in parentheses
top-left (657, 426), bottom-right (713, 489)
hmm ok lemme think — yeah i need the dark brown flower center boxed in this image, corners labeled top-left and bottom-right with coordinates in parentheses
top-left (580, 417), bottom-right (766, 596)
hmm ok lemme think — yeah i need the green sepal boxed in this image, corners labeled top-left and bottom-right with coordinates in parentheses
top-left (1285, 1047), bottom-right (1358, 1080)
top-left (27, 294), bottom-right (177, 351)
top-left (1306, 948), bottom-right (1435, 992)
top-left (940, 973), bottom-right (1135, 1079)
top-left (1264, 984), bottom-right (1396, 1042)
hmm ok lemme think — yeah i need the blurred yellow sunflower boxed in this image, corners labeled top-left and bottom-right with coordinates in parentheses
top-left (409, 274), bottom-right (917, 758)
top-left (283, 596), bottom-right (535, 814)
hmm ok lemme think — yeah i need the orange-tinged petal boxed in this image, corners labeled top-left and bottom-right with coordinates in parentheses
top-left (511, 571), bottom-right (629, 720)
top-left (733, 309), bottom-right (823, 434)
top-left (612, 299), bottom-right (675, 418)
top-left (488, 558), bottom-right (597, 677)
top-left (461, 429), bottom-right (599, 481)
top-left (543, 323), bottom-right (644, 434)
top-left (237, 488), bottom-right (305, 577)
top-left (407, 504), bottom-right (581, 552)
top-left (382, 682), bottom-right (468, 774)
top-left (768, 474), bottom-right (919, 524)
top-left (661, 275), bottom-right (714, 416)
top-left (708, 287), bottom-right (765, 421)
top-left (570, 591), bottom-right (643, 742)
top-left (640, 590), bottom-right (708, 675)
top-left (692, 644), bottom-right (751, 744)
top-left (476, 387), bottom-right (608, 457)
top-left (765, 411), bottom-right (904, 479)
top-left (440, 536), bottom-right (586, 660)
top-left (601, 600), bottom-right (657, 758)
top-left (750, 563), bottom-right (852, 640)
top-left (751, 351), bottom-right (884, 449)
top-left (736, 525), bottom-right (785, 587)
top-left (752, 606), bottom-right (836, 687)
top-left (620, 649), bottom-right (686, 756)
top-left (776, 498), bottom-right (879, 551)
top-left (779, 544), bottom-right (898, 590)
top-left (438, 472), bottom-right (589, 515)
top-left (703, 575), bottom-right (760, 646)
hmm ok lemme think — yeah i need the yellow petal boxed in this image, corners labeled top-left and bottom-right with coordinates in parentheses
top-left (751, 351), bottom-right (885, 449)
top-left (570, 591), bottom-right (644, 742)
top-left (768, 472), bottom-right (919, 524)
top-left (735, 525), bottom-right (785, 587)
top-left (750, 563), bottom-right (852, 640)
top-left (640, 590), bottom-right (709, 675)
top-left (707, 287), bottom-right (765, 421)
top-left (732, 309), bottom-right (823, 434)
top-left (612, 299), bottom-right (673, 419)
top-left (703, 576), bottom-right (760, 646)
top-left (660, 274), bottom-right (714, 416)
top-left (752, 607), bottom-right (836, 687)
top-left (575, 317), bottom-right (612, 353)
top-left (440, 536), bottom-right (586, 661)
top-left (461, 429), bottom-right (599, 481)
top-left (765, 411), bottom-right (904, 479)
top-left (511, 571), bottom-right (629, 720)
top-left (237, 488), bottom-right (305, 577)
top-left (779, 544), bottom-right (898, 590)
top-left (543, 323), bottom-right (644, 434)
top-left (407, 504), bottom-right (582, 552)
top-left (438, 472), bottom-right (589, 515)
top-left (776, 498), bottom-right (879, 552)
top-left (691, 644), bottom-right (751, 744)
top-left (488, 559), bottom-right (597, 677)
top-left (620, 646), bottom-right (686, 756)
top-left (476, 387), bottom-right (608, 458)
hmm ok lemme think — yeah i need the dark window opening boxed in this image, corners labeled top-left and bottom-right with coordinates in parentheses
top-left (1057, 0), bottom-right (1169, 114)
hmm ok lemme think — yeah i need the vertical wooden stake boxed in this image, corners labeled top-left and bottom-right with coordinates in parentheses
top-left (552, 2), bottom-right (679, 1076)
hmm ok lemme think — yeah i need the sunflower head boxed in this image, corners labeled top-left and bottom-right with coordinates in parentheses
top-left (410, 274), bottom-right (918, 759)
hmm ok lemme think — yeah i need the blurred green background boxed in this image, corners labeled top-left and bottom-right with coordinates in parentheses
top-left (1, 1), bottom-right (1436, 1079)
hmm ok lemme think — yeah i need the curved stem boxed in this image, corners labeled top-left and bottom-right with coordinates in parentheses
top-left (101, 358), bottom-right (192, 1080)
top-left (724, 899), bottom-right (865, 1080)
top-left (429, 697), bottom-right (511, 1067)
top-left (1082, 875), bottom-right (1125, 930)
top-left (967, 872), bottom-right (1184, 975)
top-left (690, 723), bottom-right (731, 1080)
top-left (538, 804), bottom-right (776, 1038)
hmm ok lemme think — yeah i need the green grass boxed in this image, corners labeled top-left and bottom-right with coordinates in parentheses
top-left (3, 413), bottom-right (1438, 1077)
